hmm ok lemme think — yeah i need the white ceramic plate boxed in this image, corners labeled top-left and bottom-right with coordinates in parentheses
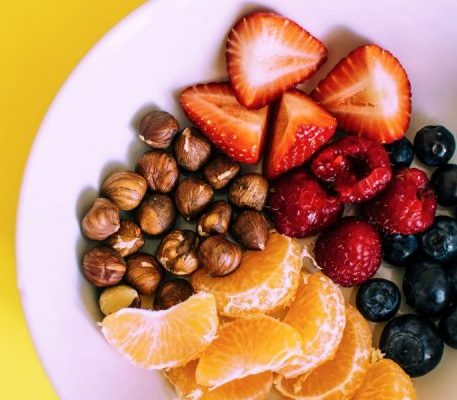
top-left (17, 0), bottom-right (457, 398)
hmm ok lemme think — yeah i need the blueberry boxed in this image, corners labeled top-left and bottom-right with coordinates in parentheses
top-left (382, 234), bottom-right (418, 267)
top-left (431, 164), bottom-right (457, 207)
top-left (403, 260), bottom-right (451, 318)
top-left (380, 314), bottom-right (444, 377)
top-left (445, 262), bottom-right (457, 300)
top-left (420, 216), bottom-right (457, 262)
top-left (356, 278), bottom-right (401, 322)
top-left (384, 137), bottom-right (414, 168)
top-left (439, 303), bottom-right (457, 348)
top-left (414, 125), bottom-right (455, 166)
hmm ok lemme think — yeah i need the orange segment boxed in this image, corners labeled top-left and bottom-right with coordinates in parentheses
top-left (353, 359), bottom-right (416, 400)
top-left (277, 273), bottom-right (346, 378)
top-left (101, 292), bottom-right (218, 369)
top-left (275, 304), bottom-right (372, 399)
top-left (196, 314), bottom-right (303, 389)
top-left (191, 232), bottom-right (302, 317)
top-left (164, 360), bottom-right (273, 400)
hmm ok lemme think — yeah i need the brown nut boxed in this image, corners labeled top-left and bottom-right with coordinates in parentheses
top-left (137, 194), bottom-right (176, 235)
top-left (228, 173), bottom-right (268, 211)
top-left (203, 154), bottom-right (240, 190)
top-left (99, 284), bottom-right (140, 316)
top-left (126, 253), bottom-right (162, 295)
top-left (81, 198), bottom-right (120, 241)
top-left (101, 170), bottom-right (147, 210)
top-left (232, 210), bottom-right (269, 250)
top-left (105, 220), bottom-right (144, 257)
top-left (139, 110), bottom-right (179, 149)
top-left (197, 201), bottom-right (232, 237)
top-left (82, 246), bottom-right (126, 287)
top-left (136, 150), bottom-right (179, 193)
top-left (198, 235), bottom-right (242, 277)
top-left (157, 230), bottom-right (199, 275)
top-left (174, 177), bottom-right (214, 220)
top-left (173, 127), bottom-right (211, 172)
top-left (154, 279), bottom-right (194, 310)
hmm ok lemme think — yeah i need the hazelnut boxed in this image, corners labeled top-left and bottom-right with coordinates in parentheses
top-left (81, 198), bottom-right (120, 241)
top-left (99, 284), bottom-right (140, 316)
top-left (197, 201), bottom-right (232, 236)
top-left (139, 294), bottom-right (154, 310)
top-left (203, 154), bottom-right (240, 190)
top-left (137, 194), bottom-right (176, 235)
top-left (157, 230), bottom-right (199, 275)
top-left (228, 173), bottom-right (268, 211)
top-left (105, 220), bottom-right (144, 257)
top-left (101, 170), bottom-right (147, 210)
top-left (139, 110), bottom-right (179, 149)
top-left (173, 127), bottom-right (211, 171)
top-left (232, 210), bottom-right (269, 250)
top-left (126, 253), bottom-right (163, 295)
top-left (82, 246), bottom-right (126, 287)
top-left (136, 150), bottom-right (179, 193)
top-left (198, 235), bottom-right (242, 277)
top-left (154, 279), bottom-right (194, 310)
top-left (174, 177), bottom-right (214, 220)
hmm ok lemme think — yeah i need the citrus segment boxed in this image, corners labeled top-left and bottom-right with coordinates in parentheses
top-left (101, 292), bottom-right (218, 369)
top-left (196, 314), bottom-right (303, 389)
top-left (191, 232), bottom-right (302, 317)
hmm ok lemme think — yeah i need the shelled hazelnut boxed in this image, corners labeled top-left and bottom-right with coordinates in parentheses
top-left (81, 198), bottom-right (120, 241)
top-left (197, 201), bottom-right (232, 236)
top-left (138, 110), bottom-right (179, 149)
top-left (137, 194), bottom-right (176, 235)
top-left (82, 246), bottom-right (126, 287)
top-left (203, 154), bottom-right (240, 190)
top-left (126, 253), bottom-right (163, 296)
top-left (173, 127), bottom-right (211, 171)
top-left (228, 173), bottom-right (268, 211)
top-left (198, 235), bottom-right (242, 277)
top-left (154, 279), bottom-right (194, 310)
top-left (157, 230), bottom-right (199, 275)
top-left (232, 210), bottom-right (269, 250)
top-left (136, 150), bottom-right (179, 193)
top-left (99, 284), bottom-right (140, 316)
top-left (174, 177), bottom-right (214, 220)
top-left (105, 220), bottom-right (144, 257)
top-left (101, 170), bottom-right (147, 210)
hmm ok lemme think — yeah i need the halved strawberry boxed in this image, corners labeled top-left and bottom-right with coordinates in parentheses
top-left (226, 12), bottom-right (327, 109)
top-left (264, 89), bottom-right (336, 180)
top-left (180, 83), bottom-right (269, 164)
top-left (312, 45), bottom-right (411, 144)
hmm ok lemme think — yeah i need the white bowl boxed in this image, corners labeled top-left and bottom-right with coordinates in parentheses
top-left (16, 0), bottom-right (457, 398)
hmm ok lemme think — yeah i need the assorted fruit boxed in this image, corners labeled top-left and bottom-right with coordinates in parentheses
top-left (76, 8), bottom-right (457, 400)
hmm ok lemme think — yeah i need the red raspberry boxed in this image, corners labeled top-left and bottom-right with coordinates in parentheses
top-left (268, 170), bottom-right (343, 238)
top-left (311, 136), bottom-right (392, 203)
top-left (315, 217), bottom-right (382, 286)
top-left (364, 168), bottom-right (437, 234)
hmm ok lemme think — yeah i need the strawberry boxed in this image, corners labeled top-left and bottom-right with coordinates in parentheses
top-left (312, 45), bottom-right (411, 144)
top-left (226, 12), bottom-right (327, 109)
top-left (264, 89), bottom-right (336, 180)
top-left (180, 83), bottom-right (269, 164)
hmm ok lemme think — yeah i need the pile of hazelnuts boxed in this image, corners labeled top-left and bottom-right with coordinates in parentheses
top-left (80, 110), bottom-right (270, 316)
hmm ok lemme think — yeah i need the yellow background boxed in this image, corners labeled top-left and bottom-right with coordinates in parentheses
top-left (0, 1), bottom-right (144, 397)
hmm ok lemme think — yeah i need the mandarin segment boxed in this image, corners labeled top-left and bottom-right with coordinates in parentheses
top-left (101, 292), bottom-right (218, 369)
top-left (191, 231), bottom-right (302, 317)
top-left (196, 314), bottom-right (303, 389)
top-left (275, 305), bottom-right (372, 399)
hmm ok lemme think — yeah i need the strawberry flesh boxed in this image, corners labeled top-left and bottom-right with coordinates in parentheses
top-left (264, 89), bottom-right (336, 180)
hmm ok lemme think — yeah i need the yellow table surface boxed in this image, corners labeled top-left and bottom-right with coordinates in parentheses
top-left (0, 1), bottom-right (144, 397)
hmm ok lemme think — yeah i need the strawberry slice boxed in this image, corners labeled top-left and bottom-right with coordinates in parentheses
top-left (264, 89), bottom-right (336, 180)
top-left (180, 83), bottom-right (269, 164)
top-left (226, 12), bottom-right (327, 109)
top-left (312, 45), bottom-right (411, 144)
